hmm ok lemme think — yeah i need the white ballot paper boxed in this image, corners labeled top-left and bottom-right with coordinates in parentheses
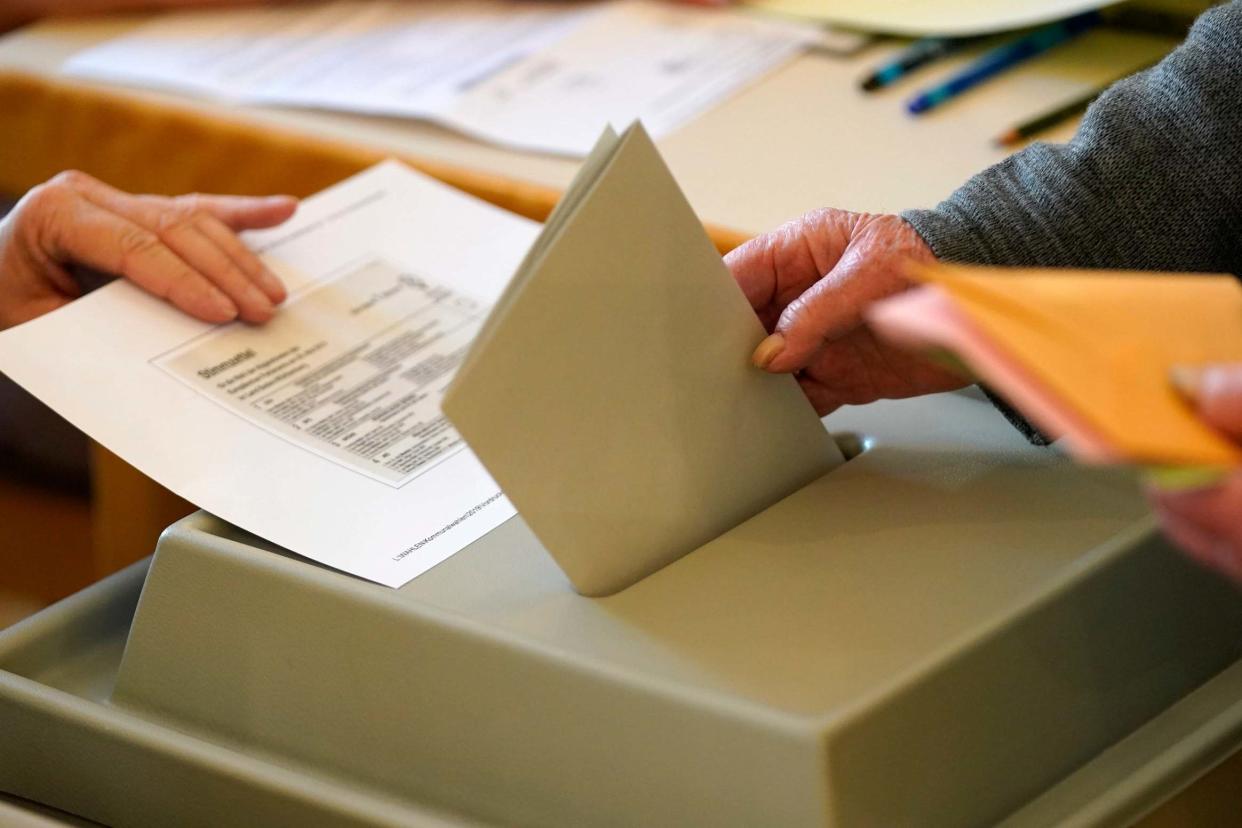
top-left (0, 161), bottom-right (540, 587)
top-left (63, 0), bottom-right (814, 157)
top-left (444, 124), bottom-right (843, 596)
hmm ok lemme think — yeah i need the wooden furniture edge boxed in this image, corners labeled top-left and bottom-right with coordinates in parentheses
top-left (0, 70), bottom-right (753, 254)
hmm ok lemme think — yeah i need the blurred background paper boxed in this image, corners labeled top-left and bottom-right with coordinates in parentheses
top-left (62, 0), bottom-right (815, 157)
top-left (743, 0), bottom-right (1122, 36)
top-left (867, 264), bottom-right (1242, 467)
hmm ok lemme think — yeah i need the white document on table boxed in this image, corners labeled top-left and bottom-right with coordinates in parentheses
top-left (0, 161), bottom-right (539, 587)
top-left (742, 0), bottom-right (1116, 37)
top-left (62, 0), bottom-right (814, 156)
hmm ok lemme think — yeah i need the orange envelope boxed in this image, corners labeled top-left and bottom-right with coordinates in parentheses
top-left (867, 264), bottom-right (1242, 467)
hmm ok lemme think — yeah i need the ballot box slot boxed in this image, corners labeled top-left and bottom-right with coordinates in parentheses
top-left (831, 431), bottom-right (873, 461)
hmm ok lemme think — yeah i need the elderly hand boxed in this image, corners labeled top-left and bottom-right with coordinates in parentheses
top-left (1147, 364), bottom-right (1242, 582)
top-left (0, 171), bottom-right (296, 331)
top-left (726, 208), bottom-right (968, 415)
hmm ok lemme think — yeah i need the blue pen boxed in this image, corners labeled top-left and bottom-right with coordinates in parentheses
top-left (906, 11), bottom-right (1101, 115)
top-left (860, 36), bottom-right (984, 92)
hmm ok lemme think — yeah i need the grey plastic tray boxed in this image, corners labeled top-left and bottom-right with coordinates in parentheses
top-left (4, 390), bottom-right (1242, 827)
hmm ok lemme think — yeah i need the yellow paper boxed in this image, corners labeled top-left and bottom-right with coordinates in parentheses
top-left (909, 263), bottom-right (1242, 467)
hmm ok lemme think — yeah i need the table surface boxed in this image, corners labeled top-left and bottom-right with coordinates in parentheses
top-left (0, 11), bottom-right (1177, 234)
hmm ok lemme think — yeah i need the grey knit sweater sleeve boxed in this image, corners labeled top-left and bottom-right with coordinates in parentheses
top-left (902, 0), bottom-right (1242, 276)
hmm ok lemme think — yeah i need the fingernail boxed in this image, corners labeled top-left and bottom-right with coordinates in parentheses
top-left (752, 333), bottom-right (785, 369)
top-left (259, 269), bottom-right (287, 303)
top-left (1169, 364), bottom-right (1203, 403)
top-left (246, 284), bottom-right (275, 313)
top-left (208, 289), bottom-right (238, 321)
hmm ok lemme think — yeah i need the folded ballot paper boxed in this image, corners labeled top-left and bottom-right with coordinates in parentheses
top-left (443, 124), bottom-right (842, 595)
top-left (867, 263), bottom-right (1242, 468)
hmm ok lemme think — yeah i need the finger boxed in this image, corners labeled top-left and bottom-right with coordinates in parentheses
top-left (146, 217), bottom-right (275, 322)
top-left (62, 173), bottom-right (296, 233)
top-left (761, 215), bottom-right (932, 374)
top-left (1153, 502), bottom-right (1239, 578)
top-left (785, 323), bottom-right (974, 414)
top-left (1172, 364), bottom-right (1242, 442)
top-left (725, 208), bottom-right (856, 319)
top-left (74, 188), bottom-right (279, 322)
top-left (172, 193), bottom-right (298, 231)
top-left (194, 212), bottom-right (287, 304)
top-left (67, 179), bottom-right (290, 305)
top-left (770, 244), bottom-right (910, 373)
top-left (768, 270), bottom-right (861, 372)
top-left (53, 174), bottom-right (292, 307)
top-left (151, 215), bottom-right (277, 323)
top-left (796, 374), bottom-right (843, 417)
top-left (796, 338), bottom-right (876, 410)
top-left (1149, 473), bottom-right (1242, 553)
top-left (1148, 473), bottom-right (1242, 581)
top-left (43, 195), bottom-right (238, 323)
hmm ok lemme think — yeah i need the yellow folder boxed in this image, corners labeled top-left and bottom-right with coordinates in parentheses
top-left (893, 264), bottom-right (1242, 467)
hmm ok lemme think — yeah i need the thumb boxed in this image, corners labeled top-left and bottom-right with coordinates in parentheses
top-left (749, 214), bottom-right (932, 374)
top-left (1172, 363), bottom-right (1242, 442)
top-left (757, 269), bottom-right (863, 373)
top-left (761, 246), bottom-right (912, 373)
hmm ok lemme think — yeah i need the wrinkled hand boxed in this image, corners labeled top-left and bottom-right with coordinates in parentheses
top-left (0, 171), bottom-right (296, 331)
top-left (726, 208), bottom-right (968, 415)
top-left (1148, 364), bottom-right (1242, 582)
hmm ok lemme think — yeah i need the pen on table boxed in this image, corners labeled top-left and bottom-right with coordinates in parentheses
top-left (906, 11), bottom-right (1102, 116)
top-left (859, 36), bottom-right (982, 92)
top-left (994, 87), bottom-right (1102, 146)
top-left (993, 60), bottom-right (1159, 146)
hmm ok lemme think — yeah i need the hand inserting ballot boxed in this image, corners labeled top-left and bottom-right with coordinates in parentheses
top-left (725, 208), bottom-right (968, 416)
top-left (0, 171), bottom-right (296, 331)
top-left (1147, 365), bottom-right (1242, 582)
top-left (729, 206), bottom-right (1242, 587)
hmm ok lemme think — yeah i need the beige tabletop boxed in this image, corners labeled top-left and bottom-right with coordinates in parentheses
top-left (0, 10), bottom-right (1176, 234)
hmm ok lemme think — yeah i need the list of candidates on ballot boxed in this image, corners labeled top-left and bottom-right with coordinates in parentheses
top-left (156, 260), bottom-right (483, 487)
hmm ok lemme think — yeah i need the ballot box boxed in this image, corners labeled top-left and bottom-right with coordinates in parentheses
top-left (3, 389), bottom-right (1242, 827)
